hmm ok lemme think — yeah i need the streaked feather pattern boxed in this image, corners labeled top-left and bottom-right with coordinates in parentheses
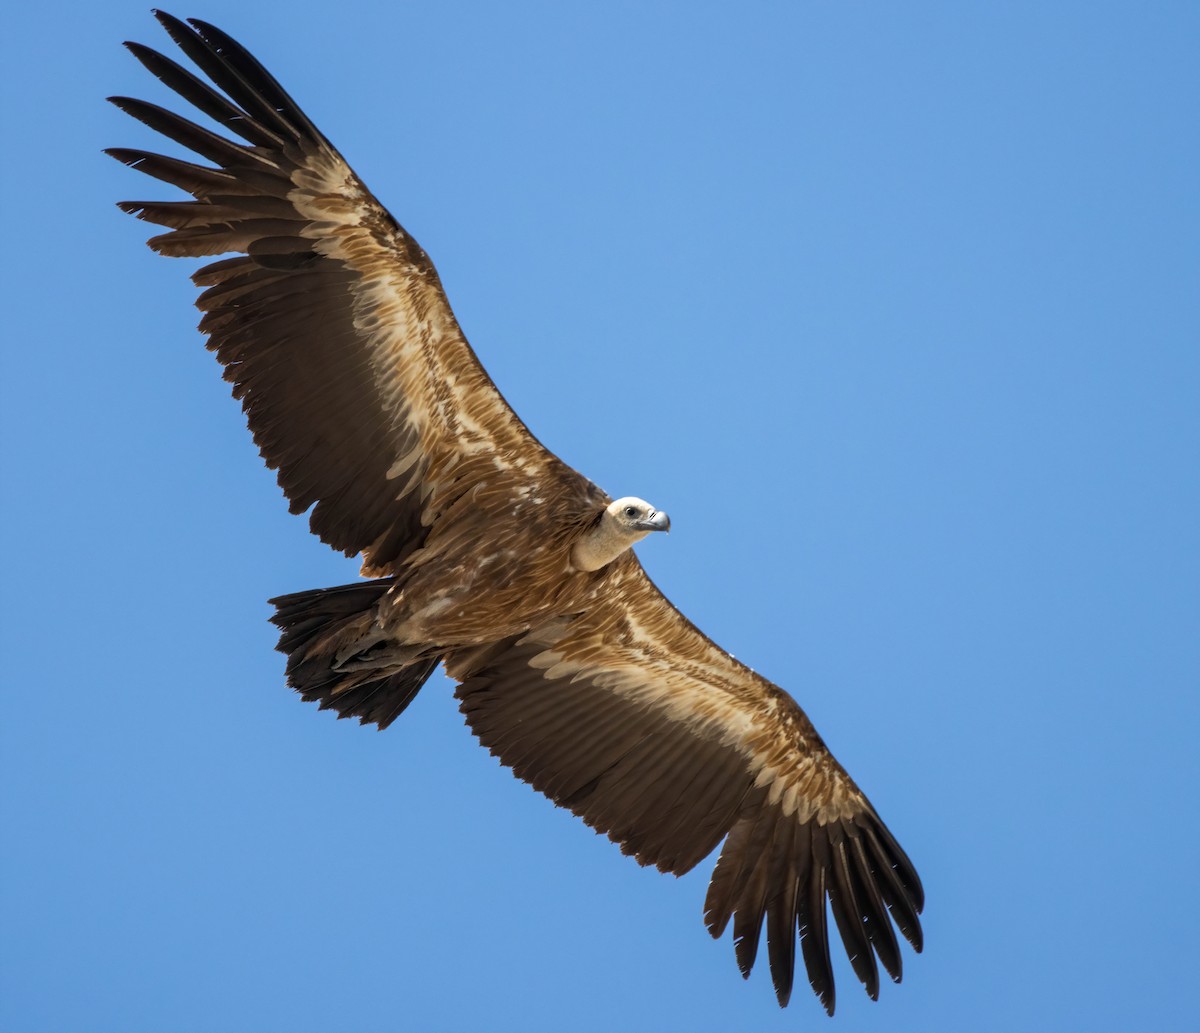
top-left (111, 12), bottom-right (924, 1013)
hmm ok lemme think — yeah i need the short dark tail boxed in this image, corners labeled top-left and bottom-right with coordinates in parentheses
top-left (269, 579), bottom-right (440, 730)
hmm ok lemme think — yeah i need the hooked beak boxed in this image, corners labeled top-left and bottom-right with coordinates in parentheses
top-left (636, 510), bottom-right (671, 533)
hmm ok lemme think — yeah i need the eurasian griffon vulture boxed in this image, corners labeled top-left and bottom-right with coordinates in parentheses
top-left (109, 12), bottom-right (924, 1013)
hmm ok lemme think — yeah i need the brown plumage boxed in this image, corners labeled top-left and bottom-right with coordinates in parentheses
top-left (110, 12), bottom-right (924, 1013)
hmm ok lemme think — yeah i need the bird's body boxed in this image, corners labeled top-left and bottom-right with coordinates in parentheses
top-left (111, 12), bottom-right (924, 1014)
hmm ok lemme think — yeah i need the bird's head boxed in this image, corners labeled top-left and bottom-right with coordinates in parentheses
top-left (571, 496), bottom-right (671, 572)
top-left (609, 496), bottom-right (671, 535)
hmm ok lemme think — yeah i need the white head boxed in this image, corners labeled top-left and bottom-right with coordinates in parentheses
top-left (571, 496), bottom-right (671, 572)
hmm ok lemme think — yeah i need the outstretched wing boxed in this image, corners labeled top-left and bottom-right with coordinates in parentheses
top-left (446, 555), bottom-right (923, 1014)
top-left (109, 12), bottom-right (584, 574)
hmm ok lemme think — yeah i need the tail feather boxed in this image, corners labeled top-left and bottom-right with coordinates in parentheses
top-left (269, 579), bottom-right (440, 729)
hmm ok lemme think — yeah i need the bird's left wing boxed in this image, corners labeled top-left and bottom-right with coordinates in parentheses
top-left (108, 13), bottom-right (586, 576)
top-left (446, 555), bottom-right (923, 1014)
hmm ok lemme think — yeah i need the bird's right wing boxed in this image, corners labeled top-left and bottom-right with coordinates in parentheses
top-left (446, 554), bottom-right (923, 1014)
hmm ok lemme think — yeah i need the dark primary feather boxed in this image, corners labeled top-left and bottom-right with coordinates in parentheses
top-left (123, 40), bottom-right (283, 147)
top-left (108, 95), bottom-right (276, 170)
top-left (154, 11), bottom-right (311, 142)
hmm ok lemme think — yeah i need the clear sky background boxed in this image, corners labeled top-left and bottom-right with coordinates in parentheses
top-left (2, 2), bottom-right (1197, 1031)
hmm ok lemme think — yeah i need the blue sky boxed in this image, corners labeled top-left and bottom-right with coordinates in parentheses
top-left (2, 2), bottom-right (1197, 1030)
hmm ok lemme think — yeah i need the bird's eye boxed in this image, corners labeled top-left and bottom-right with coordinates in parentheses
top-left (624, 506), bottom-right (638, 518)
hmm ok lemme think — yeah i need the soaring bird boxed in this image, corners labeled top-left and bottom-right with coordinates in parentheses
top-left (109, 12), bottom-right (924, 1013)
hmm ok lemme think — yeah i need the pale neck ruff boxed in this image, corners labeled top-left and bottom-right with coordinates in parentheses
top-left (571, 521), bottom-right (649, 572)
